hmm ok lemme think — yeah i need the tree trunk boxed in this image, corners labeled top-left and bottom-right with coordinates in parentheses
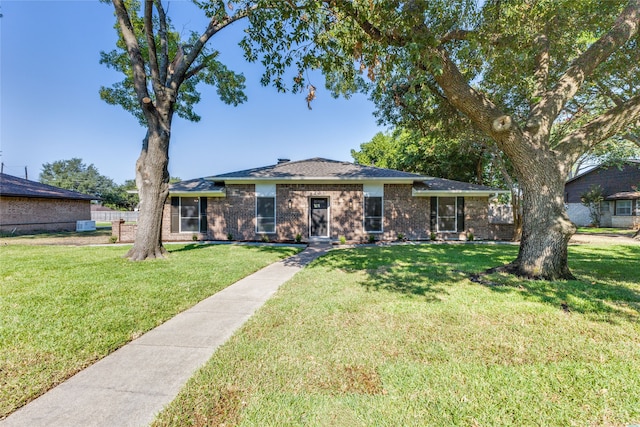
top-left (508, 168), bottom-right (576, 280)
top-left (125, 128), bottom-right (171, 261)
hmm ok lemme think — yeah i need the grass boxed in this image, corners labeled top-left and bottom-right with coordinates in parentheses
top-left (576, 226), bottom-right (636, 235)
top-left (153, 244), bottom-right (640, 427)
top-left (0, 243), bottom-right (300, 417)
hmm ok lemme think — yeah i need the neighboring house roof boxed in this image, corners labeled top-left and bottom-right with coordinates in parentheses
top-left (0, 173), bottom-right (96, 201)
top-left (605, 191), bottom-right (640, 200)
top-left (170, 158), bottom-right (506, 196)
top-left (564, 160), bottom-right (640, 203)
top-left (566, 159), bottom-right (640, 184)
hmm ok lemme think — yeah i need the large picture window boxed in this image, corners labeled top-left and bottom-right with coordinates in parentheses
top-left (615, 200), bottom-right (632, 216)
top-left (364, 196), bottom-right (383, 232)
top-left (257, 197), bottom-right (276, 233)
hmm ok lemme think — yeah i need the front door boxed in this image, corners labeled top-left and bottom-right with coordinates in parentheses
top-left (310, 197), bottom-right (329, 237)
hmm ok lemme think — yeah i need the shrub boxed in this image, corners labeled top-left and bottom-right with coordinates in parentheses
top-left (108, 235), bottom-right (118, 244)
top-left (192, 234), bottom-right (198, 241)
top-left (580, 185), bottom-right (604, 227)
top-left (227, 233), bottom-right (234, 241)
top-left (261, 234), bottom-right (270, 243)
top-left (430, 231), bottom-right (437, 241)
top-left (397, 232), bottom-right (405, 241)
top-left (368, 234), bottom-right (376, 244)
top-left (339, 235), bottom-right (347, 245)
top-left (295, 233), bottom-right (302, 243)
top-left (467, 231), bottom-right (474, 241)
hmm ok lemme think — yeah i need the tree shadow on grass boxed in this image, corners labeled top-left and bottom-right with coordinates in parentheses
top-left (471, 245), bottom-right (640, 323)
top-left (167, 242), bottom-right (301, 256)
top-left (318, 244), bottom-right (640, 323)
top-left (316, 244), bottom-right (516, 302)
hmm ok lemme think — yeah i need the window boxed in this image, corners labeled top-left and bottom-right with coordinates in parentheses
top-left (364, 196), bottom-right (383, 232)
top-left (430, 197), bottom-right (465, 232)
top-left (437, 197), bottom-right (457, 232)
top-left (180, 198), bottom-right (200, 232)
top-left (600, 201), bottom-right (610, 214)
top-left (615, 200), bottom-right (632, 216)
top-left (170, 197), bottom-right (207, 233)
top-left (256, 197), bottom-right (275, 233)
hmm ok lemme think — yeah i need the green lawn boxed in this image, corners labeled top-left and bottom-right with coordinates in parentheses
top-left (576, 226), bottom-right (636, 235)
top-left (153, 244), bottom-right (640, 427)
top-left (0, 244), bottom-right (300, 417)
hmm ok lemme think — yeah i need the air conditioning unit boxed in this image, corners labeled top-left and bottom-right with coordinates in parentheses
top-left (76, 220), bottom-right (96, 232)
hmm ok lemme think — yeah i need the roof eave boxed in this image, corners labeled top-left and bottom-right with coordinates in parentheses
top-left (169, 190), bottom-right (226, 197)
top-left (412, 189), bottom-right (509, 197)
top-left (207, 177), bottom-right (424, 184)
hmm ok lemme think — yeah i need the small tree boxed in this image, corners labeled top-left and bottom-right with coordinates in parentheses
top-left (580, 185), bottom-right (605, 227)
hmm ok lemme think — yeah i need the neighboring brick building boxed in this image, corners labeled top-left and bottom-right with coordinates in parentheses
top-left (155, 158), bottom-right (507, 243)
top-left (564, 161), bottom-right (640, 228)
top-left (0, 173), bottom-right (95, 233)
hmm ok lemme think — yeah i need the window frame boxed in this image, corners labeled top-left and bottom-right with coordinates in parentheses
top-left (615, 200), bottom-right (632, 216)
top-left (364, 196), bottom-right (383, 233)
top-left (256, 196), bottom-right (276, 234)
top-left (437, 196), bottom-right (457, 232)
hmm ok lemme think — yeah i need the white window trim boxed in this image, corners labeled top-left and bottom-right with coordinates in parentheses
top-left (615, 200), bottom-right (632, 216)
top-left (256, 196), bottom-right (276, 234)
top-left (364, 195), bottom-right (384, 233)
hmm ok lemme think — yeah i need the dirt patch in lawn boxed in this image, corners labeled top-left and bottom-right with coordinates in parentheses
top-left (569, 233), bottom-right (639, 245)
top-left (0, 229), bottom-right (115, 246)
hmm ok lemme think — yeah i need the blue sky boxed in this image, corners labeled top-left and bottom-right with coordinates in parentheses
top-left (0, 1), bottom-right (385, 184)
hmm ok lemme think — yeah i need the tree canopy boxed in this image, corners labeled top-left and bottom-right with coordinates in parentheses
top-left (242, 0), bottom-right (640, 279)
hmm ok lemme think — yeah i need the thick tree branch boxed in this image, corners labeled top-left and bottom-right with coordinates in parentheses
top-left (155, 0), bottom-right (170, 84)
top-left (531, 33), bottom-right (549, 105)
top-left (144, 0), bottom-right (161, 90)
top-left (170, 7), bottom-right (252, 87)
top-left (328, 0), bottom-right (405, 46)
top-left (111, 0), bottom-right (153, 109)
top-left (532, 0), bottom-right (640, 127)
top-left (558, 93), bottom-right (640, 166)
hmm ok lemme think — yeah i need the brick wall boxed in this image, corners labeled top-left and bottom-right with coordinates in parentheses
top-left (111, 220), bottom-right (137, 243)
top-left (156, 184), bottom-right (498, 242)
top-left (0, 196), bottom-right (91, 233)
top-left (465, 197), bottom-right (489, 240)
top-left (488, 223), bottom-right (515, 241)
top-left (383, 184), bottom-right (431, 240)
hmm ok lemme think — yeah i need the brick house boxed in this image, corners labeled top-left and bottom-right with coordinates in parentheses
top-left (564, 160), bottom-right (640, 228)
top-left (0, 173), bottom-right (96, 233)
top-left (155, 158), bottom-right (507, 243)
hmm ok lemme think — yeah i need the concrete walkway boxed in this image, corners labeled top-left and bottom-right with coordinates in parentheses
top-left (2, 244), bottom-right (330, 427)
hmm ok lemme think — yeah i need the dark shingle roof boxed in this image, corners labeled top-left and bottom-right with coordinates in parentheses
top-left (169, 178), bottom-right (226, 194)
top-left (413, 178), bottom-right (506, 193)
top-left (0, 173), bottom-right (96, 200)
top-left (211, 158), bottom-right (426, 180)
top-left (566, 159), bottom-right (640, 184)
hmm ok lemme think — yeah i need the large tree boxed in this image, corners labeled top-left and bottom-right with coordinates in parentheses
top-left (40, 158), bottom-right (122, 206)
top-left (351, 129), bottom-right (497, 185)
top-left (100, 0), bottom-right (248, 260)
top-left (244, 0), bottom-right (640, 279)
